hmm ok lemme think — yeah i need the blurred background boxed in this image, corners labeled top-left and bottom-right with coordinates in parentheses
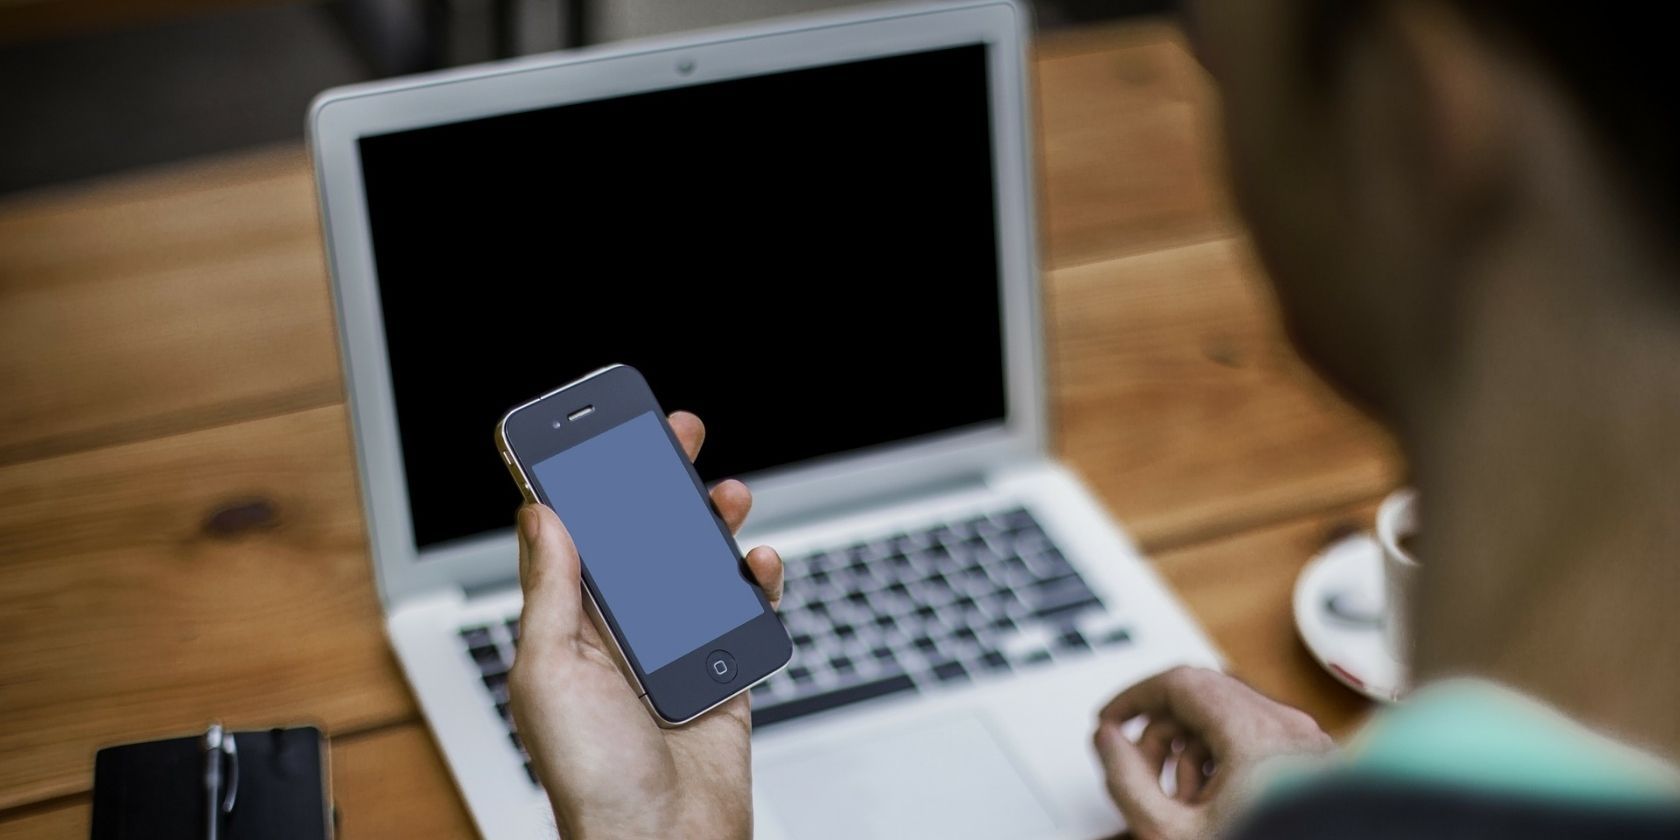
top-left (0, 0), bottom-right (1173, 195)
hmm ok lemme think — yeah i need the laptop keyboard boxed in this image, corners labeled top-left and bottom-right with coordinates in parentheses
top-left (751, 506), bottom-right (1130, 726)
top-left (457, 619), bottom-right (535, 783)
top-left (458, 505), bottom-right (1130, 786)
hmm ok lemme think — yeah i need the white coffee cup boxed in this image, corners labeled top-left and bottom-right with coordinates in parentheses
top-left (1375, 488), bottom-right (1420, 663)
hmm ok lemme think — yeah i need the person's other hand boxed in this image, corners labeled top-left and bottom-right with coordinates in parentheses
top-left (508, 411), bottom-right (783, 840)
top-left (1092, 666), bottom-right (1334, 840)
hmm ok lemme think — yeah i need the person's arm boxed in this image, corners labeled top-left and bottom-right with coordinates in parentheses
top-left (508, 411), bottom-right (781, 840)
top-left (1093, 666), bottom-right (1335, 840)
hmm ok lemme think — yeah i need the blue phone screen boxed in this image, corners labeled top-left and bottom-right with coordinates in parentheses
top-left (528, 410), bottom-right (764, 672)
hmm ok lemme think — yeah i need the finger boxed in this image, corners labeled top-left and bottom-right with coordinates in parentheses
top-left (744, 545), bottom-right (784, 609)
top-left (1093, 721), bottom-right (1192, 839)
top-left (1099, 666), bottom-right (1225, 737)
top-left (1099, 667), bottom-right (1184, 725)
top-left (669, 411), bottom-right (705, 462)
top-left (1176, 738), bottom-right (1213, 803)
top-left (1136, 717), bottom-right (1183, 780)
top-left (710, 478), bottom-right (753, 534)
top-left (516, 504), bottom-right (582, 649)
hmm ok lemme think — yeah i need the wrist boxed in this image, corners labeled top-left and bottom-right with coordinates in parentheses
top-left (550, 798), bottom-right (751, 840)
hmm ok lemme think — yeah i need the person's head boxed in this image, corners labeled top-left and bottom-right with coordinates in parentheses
top-left (1185, 1), bottom-right (1675, 434)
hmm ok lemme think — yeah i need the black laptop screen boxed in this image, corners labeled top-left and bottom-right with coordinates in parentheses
top-left (358, 43), bottom-right (1006, 550)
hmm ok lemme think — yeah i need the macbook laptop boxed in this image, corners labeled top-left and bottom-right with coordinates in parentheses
top-left (309, 2), bottom-right (1221, 837)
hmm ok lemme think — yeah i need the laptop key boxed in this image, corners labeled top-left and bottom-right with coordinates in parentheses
top-left (460, 626), bottom-right (494, 649)
top-left (1001, 625), bottom-right (1052, 661)
top-left (1024, 548), bottom-right (1076, 580)
top-left (998, 508), bottom-right (1039, 532)
top-left (1032, 592), bottom-right (1105, 625)
top-left (468, 644), bottom-right (504, 669)
top-left (932, 660), bottom-right (969, 682)
top-left (751, 673), bottom-right (918, 729)
top-left (1011, 530), bottom-right (1052, 558)
top-left (1027, 576), bottom-right (1103, 618)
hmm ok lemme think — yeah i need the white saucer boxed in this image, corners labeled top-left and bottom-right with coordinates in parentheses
top-left (1292, 534), bottom-right (1410, 702)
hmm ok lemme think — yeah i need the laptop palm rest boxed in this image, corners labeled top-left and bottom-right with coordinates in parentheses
top-left (759, 712), bottom-right (1058, 840)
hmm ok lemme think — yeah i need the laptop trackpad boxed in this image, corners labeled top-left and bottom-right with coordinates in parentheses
top-left (760, 712), bottom-right (1058, 840)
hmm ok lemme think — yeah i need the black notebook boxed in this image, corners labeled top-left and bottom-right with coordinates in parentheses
top-left (92, 726), bottom-right (331, 840)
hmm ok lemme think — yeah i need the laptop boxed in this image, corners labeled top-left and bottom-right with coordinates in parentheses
top-left (309, 2), bottom-right (1221, 837)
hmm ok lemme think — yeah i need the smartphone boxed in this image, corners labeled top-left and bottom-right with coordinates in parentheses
top-left (495, 364), bottom-right (792, 724)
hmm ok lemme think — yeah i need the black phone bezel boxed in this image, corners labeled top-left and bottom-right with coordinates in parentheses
top-left (499, 364), bottom-right (791, 723)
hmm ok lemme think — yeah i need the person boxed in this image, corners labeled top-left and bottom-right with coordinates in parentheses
top-left (507, 1), bottom-right (1680, 836)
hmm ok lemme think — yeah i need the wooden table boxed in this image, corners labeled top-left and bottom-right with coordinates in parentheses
top-left (0, 21), bottom-right (1400, 837)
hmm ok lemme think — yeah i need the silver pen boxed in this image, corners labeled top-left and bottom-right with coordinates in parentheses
top-left (203, 724), bottom-right (239, 840)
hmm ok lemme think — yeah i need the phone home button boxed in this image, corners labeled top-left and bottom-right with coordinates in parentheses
top-left (705, 650), bottom-right (737, 684)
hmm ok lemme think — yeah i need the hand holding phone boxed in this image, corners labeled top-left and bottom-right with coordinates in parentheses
top-left (498, 366), bottom-right (792, 721)
top-left (508, 411), bottom-right (784, 839)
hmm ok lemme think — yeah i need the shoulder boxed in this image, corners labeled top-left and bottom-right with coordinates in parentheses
top-left (1227, 775), bottom-right (1680, 840)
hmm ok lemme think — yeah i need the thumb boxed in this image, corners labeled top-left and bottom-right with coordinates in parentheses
top-left (1093, 721), bottom-right (1193, 840)
top-left (516, 504), bottom-right (582, 649)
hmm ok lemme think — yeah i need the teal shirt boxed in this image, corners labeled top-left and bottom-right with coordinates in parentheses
top-left (1259, 678), bottom-right (1680, 807)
